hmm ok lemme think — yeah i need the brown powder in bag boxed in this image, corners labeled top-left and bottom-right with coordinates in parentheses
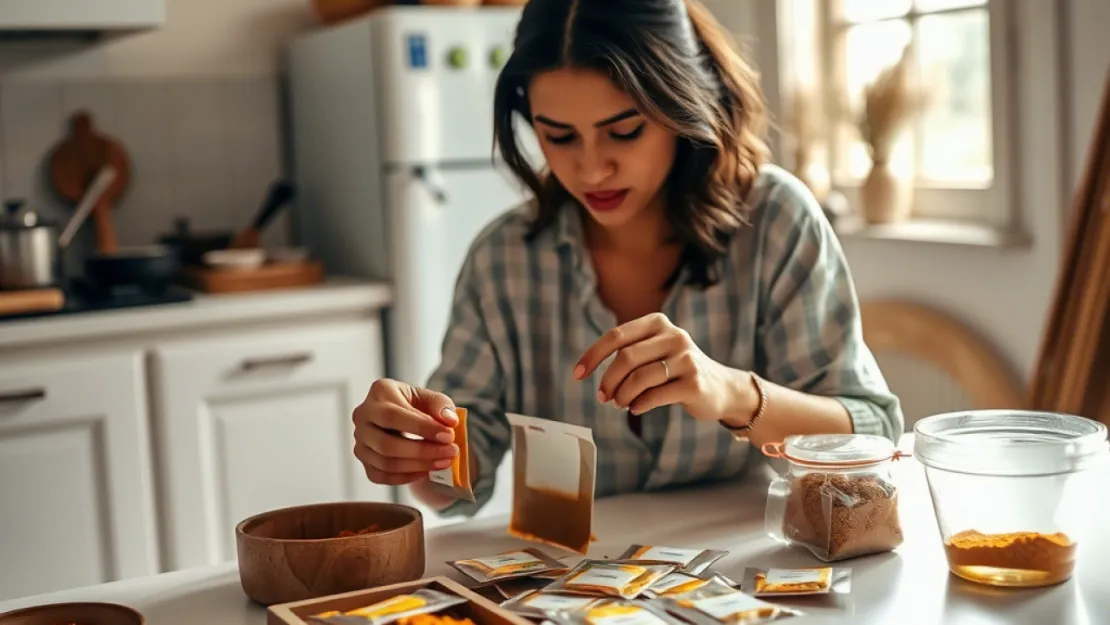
top-left (780, 472), bottom-right (903, 562)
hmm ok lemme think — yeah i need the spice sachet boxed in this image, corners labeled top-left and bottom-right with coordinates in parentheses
top-left (505, 413), bottom-right (597, 554)
top-left (661, 582), bottom-right (803, 625)
top-left (617, 545), bottom-right (727, 575)
top-left (741, 567), bottom-right (851, 597)
top-left (426, 408), bottom-right (475, 503)
top-left (499, 589), bottom-right (605, 619)
top-left (549, 599), bottom-right (684, 625)
top-left (309, 589), bottom-right (467, 625)
top-left (448, 547), bottom-right (565, 585)
top-left (544, 560), bottom-right (675, 599)
top-left (644, 571), bottom-right (735, 598)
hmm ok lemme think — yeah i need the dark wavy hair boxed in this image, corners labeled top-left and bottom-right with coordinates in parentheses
top-left (493, 0), bottom-right (770, 288)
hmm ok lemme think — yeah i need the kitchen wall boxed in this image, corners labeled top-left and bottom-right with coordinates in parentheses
top-left (0, 0), bottom-right (316, 270)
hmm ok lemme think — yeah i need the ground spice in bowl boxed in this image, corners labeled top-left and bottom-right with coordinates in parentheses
top-left (943, 530), bottom-right (1077, 587)
top-left (780, 472), bottom-right (904, 562)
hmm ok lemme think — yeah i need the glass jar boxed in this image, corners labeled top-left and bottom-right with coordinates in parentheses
top-left (763, 433), bottom-right (906, 562)
top-left (914, 410), bottom-right (1109, 588)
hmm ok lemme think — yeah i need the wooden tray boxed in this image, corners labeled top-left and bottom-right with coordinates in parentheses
top-left (267, 576), bottom-right (532, 625)
top-left (180, 261), bottom-right (324, 294)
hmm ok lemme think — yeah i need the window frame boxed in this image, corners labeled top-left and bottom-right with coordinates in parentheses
top-left (781, 0), bottom-right (1018, 227)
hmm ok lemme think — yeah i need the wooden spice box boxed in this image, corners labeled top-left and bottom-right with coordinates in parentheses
top-left (267, 576), bottom-right (534, 625)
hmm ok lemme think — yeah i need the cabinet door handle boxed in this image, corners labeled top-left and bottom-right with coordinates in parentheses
top-left (0, 388), bottom-right (46, 403)
top-left (239, 353), bottom-right (313, 371)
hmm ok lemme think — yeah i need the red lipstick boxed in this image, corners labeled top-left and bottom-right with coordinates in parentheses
top-left (584, 189), bottom-right (630, 212)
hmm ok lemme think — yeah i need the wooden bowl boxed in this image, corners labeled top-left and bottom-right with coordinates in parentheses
top-left (0, 602), bottom-right (144, 625)
top-left (235, 502), bottom-right (426, 606)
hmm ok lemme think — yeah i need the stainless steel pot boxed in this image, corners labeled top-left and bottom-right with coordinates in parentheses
top-left (0, 199), bottom-right (60, 289)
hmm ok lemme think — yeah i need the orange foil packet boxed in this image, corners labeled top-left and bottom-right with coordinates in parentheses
top-left (426, 407), bottom-right (475, 503)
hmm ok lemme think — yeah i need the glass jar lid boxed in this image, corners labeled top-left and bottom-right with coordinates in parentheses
top-left (777, 433), bottom-right (897, 467)
top-left (914, 410), bottom-right (1109, 476)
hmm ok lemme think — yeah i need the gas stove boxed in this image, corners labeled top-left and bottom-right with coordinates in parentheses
top-left (0, 278), bottom-right (195, 322)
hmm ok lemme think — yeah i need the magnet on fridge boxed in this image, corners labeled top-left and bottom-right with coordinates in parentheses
top-left (407, 33), bottom-right (428, 69)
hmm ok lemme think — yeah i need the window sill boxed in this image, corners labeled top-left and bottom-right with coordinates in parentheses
top-left (832, 216), bottom-right (1032, 249)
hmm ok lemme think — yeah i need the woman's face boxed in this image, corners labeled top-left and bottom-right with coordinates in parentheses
top-left (528, 68), bottom-right (677, 229)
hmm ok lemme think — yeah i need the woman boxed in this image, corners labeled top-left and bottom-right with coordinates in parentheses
top-left (352, 0), bottom-right (903, 517)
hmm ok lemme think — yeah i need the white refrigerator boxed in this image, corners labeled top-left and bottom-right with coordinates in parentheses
top-left (286, 6), bottom-right (539, 526)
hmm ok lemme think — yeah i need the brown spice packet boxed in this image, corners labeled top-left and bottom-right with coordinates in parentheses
top-left (448, 547), bottom-right (565, 585)
top-left (617, 544), bottom-right (728, 575)
top-left (741, 566), bottom-right (852, 596)
top-left (425, 407), bottom-right (475, 503)
top-left (505, 413), bottom-right (597, 555)
top-left (543, 559), bottom-right (676, 599)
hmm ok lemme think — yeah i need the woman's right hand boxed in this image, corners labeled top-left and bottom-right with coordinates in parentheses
top-left (352, 378), bottom-right (460, 488)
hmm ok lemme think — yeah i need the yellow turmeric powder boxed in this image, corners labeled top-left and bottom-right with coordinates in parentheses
top-left (944, 530), bottom-right (1077, 587)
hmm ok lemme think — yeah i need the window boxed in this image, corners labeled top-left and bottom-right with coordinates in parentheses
top-left (778, 0), bottom-right (1017, 235)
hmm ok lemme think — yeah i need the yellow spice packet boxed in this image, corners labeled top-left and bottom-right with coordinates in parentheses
top-left (544, 559), bottom-right (675, 599)
top-left (499, 590), bottom-right (605, 619)
top-left (550, 599), bottom-right (682, 625)
top-left (618, 544), bottom-right (727, 575)
top-left (426, 408), bottom-right (474, 503)
top-left (741, 566), bottom-right (851, 597)
top-left (662, 581), bottom-right (803, 625)
top-left (448, 547), bottom-right (564, 585)
top-left (309, 589), bottom-right (467, 625)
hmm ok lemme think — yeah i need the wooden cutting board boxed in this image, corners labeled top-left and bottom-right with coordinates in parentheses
top-left (48, 111), bottom-right (132, 254)
top-left (179, 261), bottom-right (325, 294)
top-left (0, 288), bottom-right (65, 316)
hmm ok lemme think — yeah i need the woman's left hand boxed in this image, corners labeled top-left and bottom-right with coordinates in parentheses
top-left (575, 312), bottom-right (754, 422)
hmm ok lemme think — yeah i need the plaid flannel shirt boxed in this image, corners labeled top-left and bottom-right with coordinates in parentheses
top-left (425, 165), bottom-right (903, 517)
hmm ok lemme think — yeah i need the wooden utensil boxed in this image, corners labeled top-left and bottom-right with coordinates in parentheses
top-left (48, 111), bottom-right (132, 254)
top-left (230, 180), bottom-right (297, 249)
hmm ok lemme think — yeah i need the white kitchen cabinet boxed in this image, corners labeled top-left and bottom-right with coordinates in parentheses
top-left (0, 352), bottom-right (160, 602)
top-left (0, 0), bottom-right (165, 30)
top-left (150, 320), bottom-right (392, 571)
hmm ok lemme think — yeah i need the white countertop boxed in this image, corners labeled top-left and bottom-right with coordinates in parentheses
top-left (0, 278), bottom-right (393, 350)
top-left (1, 440), bottom-right (1106, 625)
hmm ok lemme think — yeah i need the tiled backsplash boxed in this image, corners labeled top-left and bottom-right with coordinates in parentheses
top-left (0, 77), bottom-right (289, 273)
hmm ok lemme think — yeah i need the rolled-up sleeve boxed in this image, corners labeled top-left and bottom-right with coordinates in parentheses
top-left (757, 174), bottom-right (904, 441)
top-left (424, 246), bottom-right (511, 517)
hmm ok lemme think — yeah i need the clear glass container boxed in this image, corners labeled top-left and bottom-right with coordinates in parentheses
top-left (914, 410), bottom-right (1109, 588)
top-left (764, 433), bottom-right (906, 562)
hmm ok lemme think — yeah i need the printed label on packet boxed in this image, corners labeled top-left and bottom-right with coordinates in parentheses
top-left (469, 551), bottom-right (544, 572)
top-left (523, 594), bottom-right (599, 611)
top-left (648, 573), bottom-right (702, 595)
top-left (630, 546), bottom-right (701, 567)
top-left (688, 593), bottom-right (769, 620)
top-left (764, 568), bottom-right (824, 585)
top-left (427, 467), bottom-right (453, 487)
top-left (571, 566), bottom-right (644, 591)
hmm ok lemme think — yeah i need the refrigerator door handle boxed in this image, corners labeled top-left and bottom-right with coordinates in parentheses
top-left (413, 166), bottom-right (449, 204)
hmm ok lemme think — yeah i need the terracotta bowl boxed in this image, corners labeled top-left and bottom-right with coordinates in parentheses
top-left (235, 502), bottom-right (426, 606)
top-left (0, 602), bottom-right (144, 625)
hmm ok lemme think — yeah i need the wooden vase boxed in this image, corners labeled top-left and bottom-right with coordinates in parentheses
top-left (860, 161), bottom-right (911, 224)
